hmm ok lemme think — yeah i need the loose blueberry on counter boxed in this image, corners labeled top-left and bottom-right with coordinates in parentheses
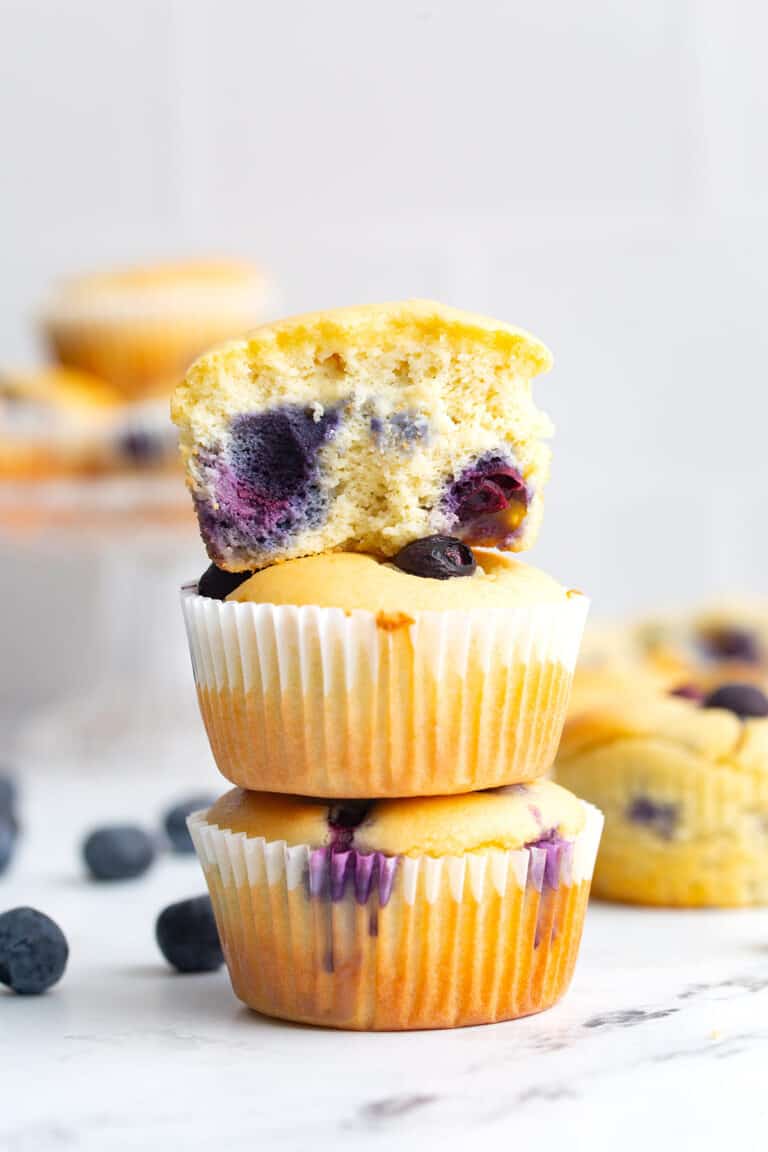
top-left (700, 626), bottom-right (761, 665)
top-left (156, 896), bottom-right (224, 973)
top-left (0, 774), bottom-right (16, 819)
top-left (0, 907), bottom-right (69, 994)
top-left (0, 819), bottom-right (15, 875)
top-left (197, 563), bottom-right (253, 600)
top-left (83, 825), bottom-right (156, 881)
top-left (0, 773), bottom-right (19, 839)
top-left (702, 682), bottom-right (768, 719)
top-left (392, 535), bottom-right (476, 580)
top-left (163, 795), bottom-right (216, 854)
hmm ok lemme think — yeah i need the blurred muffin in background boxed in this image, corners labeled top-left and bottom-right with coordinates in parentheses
top-left (631, 603), bottom-right (768, 687)
top-left (555, 674), bottom-right (768, 906)
top-left (0, 366), bottom-right (119, 478)
top-left (0, 367), bottom-right (179, 480)
top-left (41, 260), bottom-right (270, 400)
top-left (576, 603), bottom-right (768, 696)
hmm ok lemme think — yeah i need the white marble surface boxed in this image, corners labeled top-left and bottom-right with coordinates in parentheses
top-left (2, 755), bottom-right (767, 1152)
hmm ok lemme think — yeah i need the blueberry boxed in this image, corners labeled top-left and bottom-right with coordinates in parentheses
top-left (0, 775), bottom-right (16, 819)
top-left (156, 896), bottom-right (224, 973)
top-left (702, 682), bottom-right (768, 719)
top-left (445, 455), bottom-right (529, 525)
top-left (83, 825), bottom-right (156, 881)
top-left (163, 795), bottom-right (216, 854)
top-left (117, 429), bottom-right (163, 465)
top-left (700, 626), bottom-right (762, 665)
top-left (392, 535), bottom-right (477, 580)
top-left (0, 775), bottom-right (18, 839)
top-left (0, 907), bottom-right (68, 994)
top-left (197, 563), bottom-right (253, 600)
top-left (626, 796), bottom-right (679, 840)
top-left (327, 800), bottom-right (373, 851)
top-left (229, 407), bottom-right (339, 500)
top-left (0, 819), bottom-right (16, 875)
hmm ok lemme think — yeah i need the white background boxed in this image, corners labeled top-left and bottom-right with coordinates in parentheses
top-left (2, 0), bottom-right (767, 615)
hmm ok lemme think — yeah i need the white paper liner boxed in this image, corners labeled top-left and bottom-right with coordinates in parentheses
top-left (181, 586), bottom-right (589, 795)
top-left (190, 801), bottom-right (603, 904)
top-left (189, 801), bottom-right (603, 1029)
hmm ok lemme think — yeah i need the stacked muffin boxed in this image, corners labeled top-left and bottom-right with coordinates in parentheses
top-left (173, 301), bottom-right (603, 1029)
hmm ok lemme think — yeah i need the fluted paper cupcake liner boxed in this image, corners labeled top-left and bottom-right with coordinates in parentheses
top-left (189, 801), bottom-right (603, 1030)
top-left (556, 743), bottom-right (768, 906)
top-left (182, 587), bottom-right (588, 797)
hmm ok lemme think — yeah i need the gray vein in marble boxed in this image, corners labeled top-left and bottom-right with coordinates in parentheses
top-left (677, 973), bottom-right (768, 1000)
top-left (584, 1007), bottom-right (680, 1029)
top-left (356, 1094), bottom-right (439, 1125)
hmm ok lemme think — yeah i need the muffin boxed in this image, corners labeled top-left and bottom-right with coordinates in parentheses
top-left (555, 676), bottom-right (768, 906)
top-left (183, 546), bottom-right (588, 797)
top-left (190, 782), bottom-right (603, 1029)
top-left (42, 261), bottom-right (269, 400)
top-left (595, 605), bottom-right (768, 687)
top-left (0, 366), bottom-right (120, 478)
top-left (171, 300), bottom-right (554, 570)
top-left (0, 364), bottom-right (183, 480)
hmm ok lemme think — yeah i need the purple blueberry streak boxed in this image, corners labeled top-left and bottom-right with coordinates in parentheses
top-left (194, 405), bottom-right (340, 561)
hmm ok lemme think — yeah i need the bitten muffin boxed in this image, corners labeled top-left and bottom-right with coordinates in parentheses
top-left (171, 300), bottom-right (554, 570)
top-left (555, 676), bottom-right (768, 906)
top-left (191, 782), bottom-right (603, 1030)
top-left (42, 260), bottom-right (269, 400)
top-left (183, 546), bottom-right (588, 797)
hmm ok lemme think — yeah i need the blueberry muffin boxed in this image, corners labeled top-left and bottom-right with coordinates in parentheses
top-left (555, 676), bottom-right (768, 906)
top-left (190, 782), bottom-right (603, 1029)
top-left (0, 367), bottom-right (182, 480)
top-left (606, 605), bottom-right (768, 686)
top-left (42, 260), bottom-right (269, 400)
top-left (0, 366), bottom-right (120, 478)
top-left (183, 545), bottom-right (588, 796)
top-left (171, 300), bottom-right (553, 570)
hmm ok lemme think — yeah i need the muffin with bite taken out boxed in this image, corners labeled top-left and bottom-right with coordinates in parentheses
top-left (171, 300), bottom-right (554, 570)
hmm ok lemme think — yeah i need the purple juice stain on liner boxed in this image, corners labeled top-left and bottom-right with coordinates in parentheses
top-left (195, 404), bottom-right (341, 558)
top-left (526, 832), bottom-right (572, 892)
top-left (306, 847), bottom-right (399, 907)
top-left (626, 796), bottom-right (679, 840)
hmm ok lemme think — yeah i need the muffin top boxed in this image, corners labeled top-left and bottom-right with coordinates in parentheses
top-left (0, 367), bottom-right (120, 413)
top-left (227, 548), bottom-right (576, 613)
top-left (206, 781), bottom-right (586, 857)
top-left (42, 260), bottom-right (268, 323)
top-left (560, 675), bottom-right (768, 772)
